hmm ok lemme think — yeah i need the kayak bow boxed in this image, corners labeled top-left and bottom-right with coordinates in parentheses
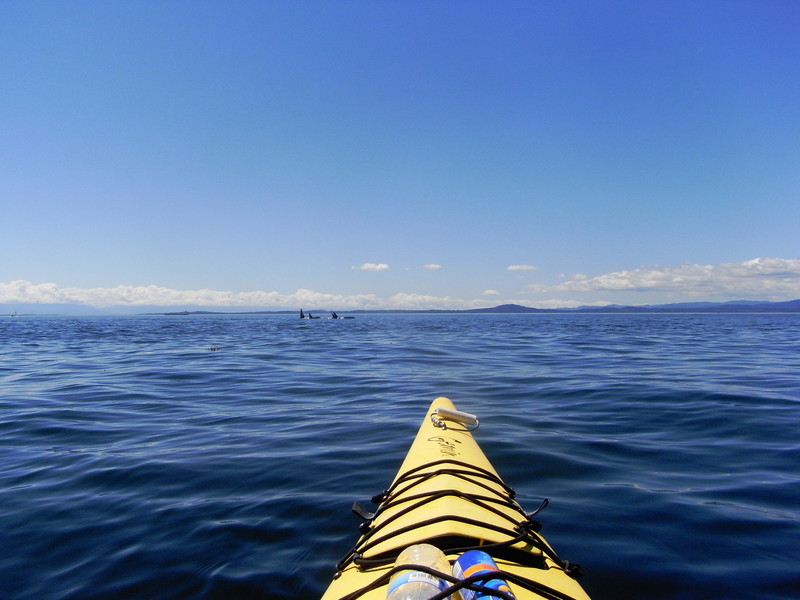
top-left (321, 397), bottom-right (591, 600)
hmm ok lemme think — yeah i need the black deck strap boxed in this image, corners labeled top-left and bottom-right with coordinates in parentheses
top-left (351, 501), bottom-right (375, 521)
top-left (344, 510), bottom-right (569, 577)
top-left (378, 468), bottom-right (521, 517)
top-left (336, 510), bottom-right (528, 573)
top-left (377, 458), bottom-right (517, 502)
top-left (351, 529), bottom-right (544, 571)
top-left (561, 560), bottom-right (583, 579)
top-left (527, 497), bottom-right (549, 519)
top-left (351, 513), bottom-right (528, 565)
top-left (433, 535), bottom-right (547, 569)
top-left (350, 533), bottom-right (528, 569)
top-left (360, 488), bottom-right (527, 541)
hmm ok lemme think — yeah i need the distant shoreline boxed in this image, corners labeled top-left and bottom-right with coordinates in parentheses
top-left (6, 299), bottom-right (799, 317)
top-left (159, 299), bottom-right (800, 316)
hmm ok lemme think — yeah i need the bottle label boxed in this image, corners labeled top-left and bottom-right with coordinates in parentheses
top-left (453, 551), bottom-right (516, 600)
top-left (387, 571), bottom-right (445, 595)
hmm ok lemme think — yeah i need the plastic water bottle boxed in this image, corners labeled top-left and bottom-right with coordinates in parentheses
top-left (386, 543), bottom-right (451, 600)
top-left (452, 550), bottom-right (516, 600)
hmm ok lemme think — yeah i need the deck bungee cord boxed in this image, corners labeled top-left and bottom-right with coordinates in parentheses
top-left (336, 458), bottom-right (581, 577)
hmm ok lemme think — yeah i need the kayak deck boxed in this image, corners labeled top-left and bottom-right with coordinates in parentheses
top-left (321, 397), bottom-right (591, 600)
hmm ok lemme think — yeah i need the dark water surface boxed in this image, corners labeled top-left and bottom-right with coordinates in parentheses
top-left (2, 313), bottom-right (799, 599)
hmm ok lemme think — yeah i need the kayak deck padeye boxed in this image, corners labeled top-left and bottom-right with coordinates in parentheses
top-left (321, 397), bottom-right (591, 600)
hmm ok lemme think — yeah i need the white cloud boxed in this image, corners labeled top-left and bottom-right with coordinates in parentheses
top-left (383, 293), bottom-right (494, 310)
top-left (386, 292), bottom-right (454, 309)
top-left (0, 280), bottom-right (383, 309)
top-left (527, 299), bottom-right (612, 309)
top-left (352, 263), bottom-right (390, 271)
top-left (423, 264), bottom-right (442, 270)
top-left (482, 289), bottom-right (500, 296)
top-left (527, 258), bottom-right (800, 299)
top-left (507, 264), bottom-right (538, 271)
top-left (0, 280), bottom-right (503, 312)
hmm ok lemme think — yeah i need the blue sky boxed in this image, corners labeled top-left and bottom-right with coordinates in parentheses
top-left (2, 1), bottom-right (799, 311)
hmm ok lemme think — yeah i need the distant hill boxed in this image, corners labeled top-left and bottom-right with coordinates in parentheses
top-left (570, 299), bottom-right (800, 313)
top-left (466, 304), bottom-right (544, 313)
top-left (465, 299), bottom-right (800, 314)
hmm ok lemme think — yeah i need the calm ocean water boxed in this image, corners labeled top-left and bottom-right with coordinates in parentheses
top-left (1, 313), bottom-right (798, 600)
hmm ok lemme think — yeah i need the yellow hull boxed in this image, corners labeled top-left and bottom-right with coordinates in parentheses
top-left (321, 397), bottom-right (591, 600)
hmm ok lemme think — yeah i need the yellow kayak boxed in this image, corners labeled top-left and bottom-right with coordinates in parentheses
top-left (321, 397), bottom-right (591, 600)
